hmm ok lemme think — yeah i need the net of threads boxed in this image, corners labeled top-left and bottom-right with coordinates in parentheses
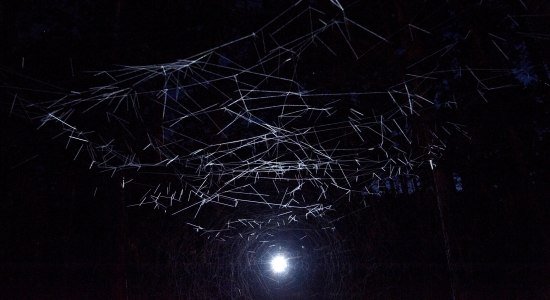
top-left (29, 0), bottom-right (534, 234)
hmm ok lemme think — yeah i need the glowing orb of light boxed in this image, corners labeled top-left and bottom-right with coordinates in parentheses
top-left (270, 254), bottom-right (289, 274)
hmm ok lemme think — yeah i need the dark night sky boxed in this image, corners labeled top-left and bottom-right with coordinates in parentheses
top-left (1, 0), bottom-right (549, 299)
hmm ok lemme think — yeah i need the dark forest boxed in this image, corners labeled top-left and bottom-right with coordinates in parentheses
top-left (1, 0), bottom-right (549, 299)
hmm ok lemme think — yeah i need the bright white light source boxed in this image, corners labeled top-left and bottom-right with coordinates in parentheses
top-left (270, 254), bottom-right (288, 274)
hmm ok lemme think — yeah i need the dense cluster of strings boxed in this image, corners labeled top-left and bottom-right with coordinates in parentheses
top-left (25, 0), bottom-right (536, 237)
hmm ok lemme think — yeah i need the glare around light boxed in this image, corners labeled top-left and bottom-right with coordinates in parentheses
top-left (270, 254), bottom-right (289, 274)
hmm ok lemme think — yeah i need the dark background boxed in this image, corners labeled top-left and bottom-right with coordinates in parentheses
top-left (1, 0), bottom-right (549, 298)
